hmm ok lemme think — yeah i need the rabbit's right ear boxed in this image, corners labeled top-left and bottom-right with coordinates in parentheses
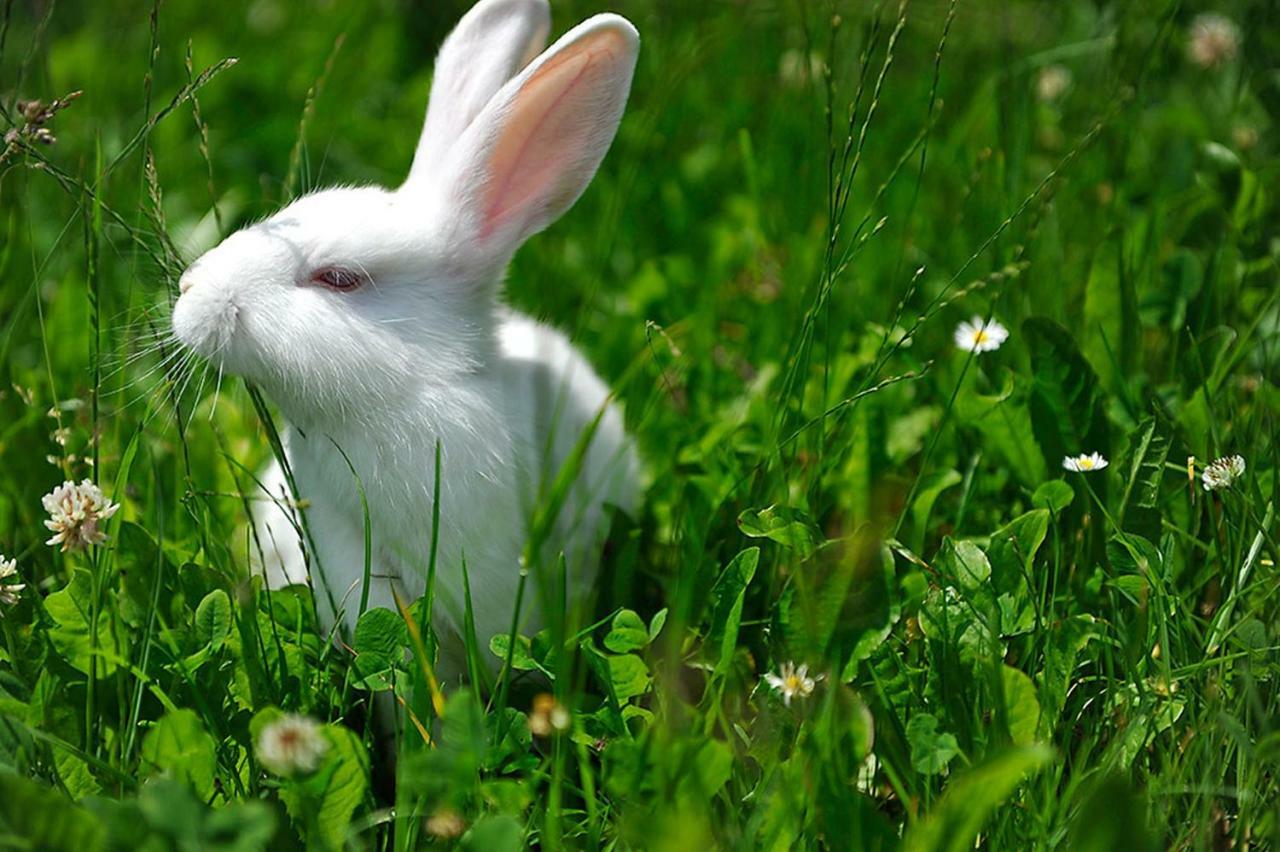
top-left (429, 14), bottom-right (639, 266)
top-left (405, 0), bottom-right (551, 187)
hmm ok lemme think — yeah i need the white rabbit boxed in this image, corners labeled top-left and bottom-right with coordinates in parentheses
top-left (171, 0), bottom-right (640, 679)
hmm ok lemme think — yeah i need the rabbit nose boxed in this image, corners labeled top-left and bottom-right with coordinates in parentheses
top-left (178, 267), bottom-right (200, 294)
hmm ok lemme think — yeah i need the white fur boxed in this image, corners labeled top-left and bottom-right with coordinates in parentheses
top-left (172, 0), bottom-right (640, 678)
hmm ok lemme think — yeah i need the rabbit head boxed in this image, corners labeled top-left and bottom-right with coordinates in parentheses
top-left (172, 0), bottom-right (639, 429)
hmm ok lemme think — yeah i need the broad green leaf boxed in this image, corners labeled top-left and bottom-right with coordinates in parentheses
top-left (580, 640), bottom-right (624, 729)
top-left (1117, 415), bottom-right (1172, 544)
top-left (1025, 317), bottom-right (1110, 483)
top-left (1082, 234), bottom-right (1139, 392)
top-left (840, 543), bottom-right (902, 674)
top-left (1032, 479), bottom-right (1075, 513)
top-left (352, 607), bottom-right (408, 689)
top-left (1001, 666), bottom-right (1041, 746)
top-left (45, 571), bottom-right (120, 676)
top-left (603, 609), bottom-right (650, 653)
top-left (918, 586), bottom-right (1000, 665)
top-left (903, 745), bottom-right (1053, 852)
top-left (910, 469), bottom-right (963, 552)
top-left (906, 713), bottom-right (959, 775)
top-left (1038, 615), bottom-right (1097, 724)
top-left (281, 724), bottom-right (369, 850)
top-left (607, 653), bottom-right (650, 701)
top-left (954, 369), bottom-right (1046, 487)
top-left (316, 725), bottom-right (370, 850)
top-left (1067, 775), bottom-right (1157, 852)
top-left (675, 738), bottom-right (733, 801)
top-left (140, 709), bottom-right (217, 800)
top-left (648, 608), bottom-right (669, 642)
top-left (462, 815), bottom-right (523, 852)
top-left (706, 547), bottom-right (759, 674)
top-left (54, 749), bottom-right (101, 800)
top-left (353, 607), bottom-right (407, 661)
top-left (484, 708), bottom-right (534, 772)
top-left (737, 505), bottom-right (820, 559)
top-left (194, 589), bottom-right (232, 652)
top-left (943, 539), bottom-right (991, 590)
top-left (985, 509), bottom-right (1049, 595)
top-left (116, 522), bottom-right (183, 629)
top-left (488, 633), bottom-right (540, 672)
top-left (1107, 534), bottom-right (1163, 580)
top-left (0, 772), bottom-right (105, 850)
top-left (437, 690), bottom-right (486, 778)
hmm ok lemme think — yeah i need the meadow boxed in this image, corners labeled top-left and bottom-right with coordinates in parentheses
top-left (1, 0), bottom-right (1278, 848)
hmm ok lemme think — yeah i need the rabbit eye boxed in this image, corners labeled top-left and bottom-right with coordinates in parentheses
top-left (311, 267), bottom-right (367, 292)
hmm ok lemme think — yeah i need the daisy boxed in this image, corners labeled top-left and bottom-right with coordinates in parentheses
top-left (1202, 455), bottom-right (1245, 492)
top-left (954, 316), bottom-right (1009, 354)
top-left (256, 714), bottom-right (329, 777)
top-left (764, 661), bottom-right (818, 707)
top-left (1063, 452), bottom-right (1108, 473)
top-left (0, 556), bottom-right (24, 609)
top-left (42, 479), bottom-right (120, 552)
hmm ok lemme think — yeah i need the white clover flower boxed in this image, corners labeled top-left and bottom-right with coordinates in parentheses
top-left (764, 661), bottom-right (819, 707)
top-left (1202, 455), bottom-right (1245, 492)
top-left (0, 556), bottom-right (24, 609)
top-left (426, 809), bottom-right (466, 839)
top-left (527, 693), bottom-right (571, 737)
top-left (42, 479), bottom-right (120, 552)
top-left (954, 316), bottom-right (1009, 354)
top-left (1187, 14), bottom-right (1239, 69)
top-left (1063, 452), bottom-right (1108, 473)
top-left (1036, 64), bottom-right (1072, 102)
top-left (255, 714), bottom-right (329, 777)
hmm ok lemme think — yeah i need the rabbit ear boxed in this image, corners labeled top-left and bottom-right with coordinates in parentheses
top-left (434, 14), bottom-right (639, 260)
top-left (405, 0), bottom-right (551, 187)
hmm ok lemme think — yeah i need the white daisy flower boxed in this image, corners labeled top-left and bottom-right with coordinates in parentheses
top-left (1202, 455), bottom-right (1245, 491)
top-left (764, 661), bottom-right (819, 707)
top-left (255, 714), bottom-right (329, 777)
top-left (1187, 14), bottom-right (1239, 69)
top-left (954, 316), bottom-right (1009, 354)
top-left (1063, 452), bottom-right (1108, 473)
top-left (0, 556), bottom-right (24, 609)
top-left (42, 479), bottom-right (120, 552)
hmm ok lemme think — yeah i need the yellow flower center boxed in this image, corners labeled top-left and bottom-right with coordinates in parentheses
top-left (783, 675), bottom-right (804, 692)
top-left (971, 329), bottom-right (989, 345)
top-left (1078, 457), bottom-right (1095, 469)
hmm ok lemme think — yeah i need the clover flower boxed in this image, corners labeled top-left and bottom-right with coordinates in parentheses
top-left (764, 661), bottom-right (819, 707)
top-left (42, 479), bottom-right (120, 552)
top-left (0, 556), bottom-right (24, 609)
top-left (1063, 452), bottom-right (1108, 473)
top-left (1036, 65), bottom-right (1072, 102)
top-left (954, 316), bottom-right (1009, 354)
top-left (1202, 455), bottom-right (1245, 492)
top-left (527, 693), bottom-right (571, 737)
top-left (426, 809), bottom-right (466, 839)
top-left (256, 714), bottom-right (329, 777)
top-left (1187, 14), bottom-right (1239, 69)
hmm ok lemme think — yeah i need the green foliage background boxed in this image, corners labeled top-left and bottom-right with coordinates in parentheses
top-left (1, 0), bottom-right (1278, 848)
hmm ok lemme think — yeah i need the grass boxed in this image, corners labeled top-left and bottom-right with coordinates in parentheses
top-left (1, 0), bottom-right (1278, 849)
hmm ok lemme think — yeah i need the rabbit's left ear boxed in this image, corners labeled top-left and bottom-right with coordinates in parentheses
top-left (405, 0), bottom-right (551, 187)
top-left (432, 14), bottom-right (639, 262)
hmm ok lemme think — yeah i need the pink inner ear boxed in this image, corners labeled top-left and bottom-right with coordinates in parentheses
top-left (480, 30), bottom-right (629, 240)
